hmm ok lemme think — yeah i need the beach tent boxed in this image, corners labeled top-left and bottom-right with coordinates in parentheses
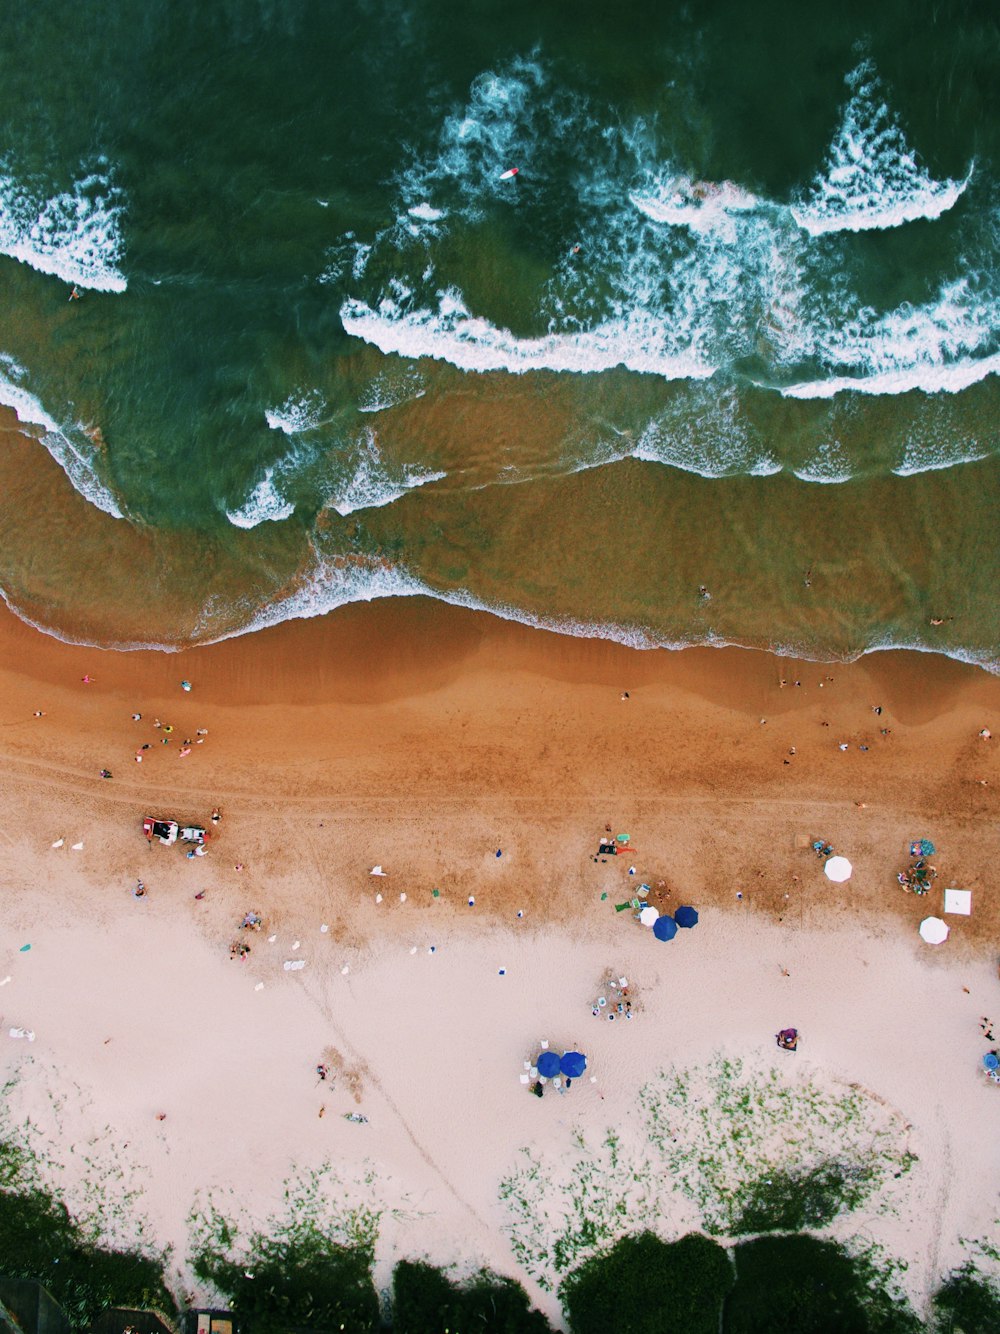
top-left (638, 905), bottom-right (659, 927)
top-left (536, 1050), bottom-right (560, 1078)
top-left (824, 855), bottom-right (852, 882)
top-left (675, 905), bottom-right (699, 928)
top-left (918, 916), bottom-right (949, 945)
top-left (560, 1051), bottom-right (587, 1078)
top-left (653, 914), bottom-right (678, 942)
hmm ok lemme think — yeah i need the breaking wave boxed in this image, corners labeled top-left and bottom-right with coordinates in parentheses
top-left (327, 426), bottom-right (445, 516)
top-left (792, 61), bottom-right (971, 236)
top-left (0, 356), bottom-right (123, 517)
top-left (0, 160), bottom-right (126, 292)
top-left (226, 467), bottom-right (295, 528)
top-left (265, 391), bottom-right (327, 435)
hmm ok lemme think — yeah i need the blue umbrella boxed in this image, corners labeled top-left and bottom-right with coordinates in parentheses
top-left (560, 1050), bottom-right (587, 1079)
top-left (675, 905), bottom-right (699, 929)
top-left (536, 1050), bottom-right (560, 1078)
top-left (653, 914), bottom-right (678, 941)
top-left (984, 1052), bottom-right (999, 1072)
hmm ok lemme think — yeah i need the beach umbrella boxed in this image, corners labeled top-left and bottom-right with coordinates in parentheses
top-left (824, 855), bottom-right (852, 882)
top-left (675, 905), bottom-right (699, 928)
top-left (653, 914), bottom-right (678, 942)
top-left (560, 1051), bottom-right (587, 1078)
top-left (918, 916), bottom-right (949, 945)
top-left (536, 1050), bottom-right (560, 1078)
top-left (638, 905), bottom-right (659, 927)
top-left (984, 1053), bottom-right (999, 1072)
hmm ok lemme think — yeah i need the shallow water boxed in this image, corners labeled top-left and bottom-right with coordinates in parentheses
top-left (0, 0), bottom-right (997, 663)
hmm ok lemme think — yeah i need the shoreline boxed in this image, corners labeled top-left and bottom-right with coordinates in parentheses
top-left (1, 405), bottom-right (997, 672)
top-left (0, 591), bottom-right (997, 949)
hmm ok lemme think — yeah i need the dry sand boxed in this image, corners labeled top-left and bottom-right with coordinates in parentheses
top-left (1, 600), bottom-right (999, 1326)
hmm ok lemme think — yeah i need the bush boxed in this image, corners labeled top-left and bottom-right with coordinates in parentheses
top-left (0, 1187), bottom-right (175, 1329)
top-left (724, 1235), bottom-right (919, 1334)
top-left (392, 1261), bottom-right (551, 1333)
top-left (194, 1241), bottom-right (379, 1334)
top-left (932, 1264), bottom-right (1000, 1333)
top-left (561, 1232), bottom-right (733, 1334)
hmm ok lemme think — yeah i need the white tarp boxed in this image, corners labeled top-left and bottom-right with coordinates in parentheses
top-left (943, 888), bottom-right (972, 916)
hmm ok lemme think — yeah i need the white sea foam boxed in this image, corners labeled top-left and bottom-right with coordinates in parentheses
top-left (630, 388), bottom-right (780, 478)
top-left (407, 203), bottom-right (445, 222)
top-left (0, 162), bottom-right (126, 291)
top-left (341, 289), bottom-right (714, 380)
top-left (793, 61), bottom-right (971, 236)
top-left (328, 427), bottom-right (445, 516)
top-left (784, 277), bottom-right (1000, 398)
top-left (893, 436), bottom-right (990, 477)
top-left (784, 352), bottom-right (1000, 399)
top-left (0, 356), bottom-right (123, 517)
top-left (226, 467), bottom-right (295, 528)
top-left (265, 390), bottom-right (326, 435)
top-left (792, 437), bottom-right (855, 483)
top-left (357, 366), bottom-right (427, 413)
top-left (224, 548), bottom-right (430, 640)
top-left (397, 54), bottom-right (553, 219)
top-left (629, 176), bottom-right (758, 241)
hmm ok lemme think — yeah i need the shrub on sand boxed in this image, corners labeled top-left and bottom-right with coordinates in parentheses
top-left (392, 1261), bottom-right (552, 1332)
top-left (561, 1231), bottom-right (733, 1334)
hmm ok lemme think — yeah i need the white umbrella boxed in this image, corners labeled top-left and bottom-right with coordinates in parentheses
top-left (919, 916), bottom-right (949, 945)
top-left (824, 855), bottom-right (852, 882)
top-left (638, 905), bottom-right (659, 927)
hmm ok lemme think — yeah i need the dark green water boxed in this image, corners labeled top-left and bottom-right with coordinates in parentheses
top-left (0, 0), bottom-right (997, 663)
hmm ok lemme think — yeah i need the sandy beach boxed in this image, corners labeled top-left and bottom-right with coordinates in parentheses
top-left (1, 600), bottom-right (999, 1326)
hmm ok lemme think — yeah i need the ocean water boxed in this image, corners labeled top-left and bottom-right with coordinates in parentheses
top-left (0, 0), bottom-right (997, 664)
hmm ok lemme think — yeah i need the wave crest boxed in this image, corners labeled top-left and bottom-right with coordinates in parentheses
top-left (792, 61), bottom-right (971, 236)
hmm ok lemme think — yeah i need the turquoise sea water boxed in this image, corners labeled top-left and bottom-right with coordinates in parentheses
top-left (0, 0), bottom-right (997, 662)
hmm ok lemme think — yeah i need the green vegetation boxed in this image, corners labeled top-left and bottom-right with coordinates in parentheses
top-left (724, 1235), bottom-right (920, 1334)
top-left (499, 1058), bottom-right (917, 1290)
top-left (392, 1261), bottom-right (551, 1333)
top-left (0, 1184), bottom-right (174, 1330)
top-left (932, 1263), bottom-right (1000, 1333)
top-left (730, 1163), bottom-right (876, 1235)
top-left (188, 1161), bottom-right (388, 1333)
top-left (641, 1057), bottom-right (917, 1237)
top-left (561, 1232), bottom-right (733, 1334)
top-left (193, 1241), bottom-right (379, 1334)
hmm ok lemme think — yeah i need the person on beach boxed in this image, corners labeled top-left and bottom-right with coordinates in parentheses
top-left (776, 1028), bottom-right (798, 1051)
top-left (99, 768), bottom-right (112, 779)
top-left (211, 808), bottom-right (221, 824)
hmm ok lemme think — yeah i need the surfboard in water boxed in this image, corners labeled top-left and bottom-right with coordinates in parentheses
top-left (498, 167), bottom-right (519, 180)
